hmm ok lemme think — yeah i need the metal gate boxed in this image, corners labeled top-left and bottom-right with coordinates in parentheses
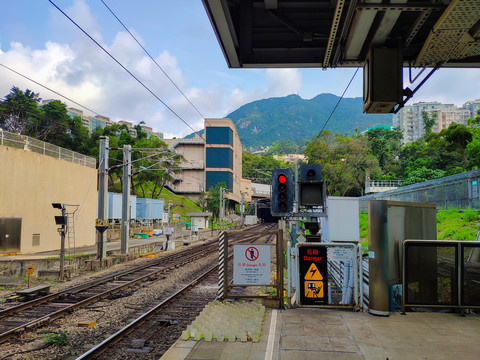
top-left (402, 240), bottom-right (480, 313)
top-left (294, 242), bottom-right (363, 309)
top-left (218, 230), bottom-right (284, 308)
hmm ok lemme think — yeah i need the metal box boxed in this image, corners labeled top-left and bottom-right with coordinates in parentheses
top-left (363, 48), bottom-right (402, 113)
top-left (368, 200), bottom-right (436, 316)
top-left (150, 199), bottom-right (164, 220)
top-left (107, 193), bottom-right (137, 219)
top-left (321, 197), bottom-right (359, 242)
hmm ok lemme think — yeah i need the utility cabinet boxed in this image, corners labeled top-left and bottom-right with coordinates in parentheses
top-left (368, 200), bottom-right (436, 316)
top-left (321, 197), bottom-right (359, 242)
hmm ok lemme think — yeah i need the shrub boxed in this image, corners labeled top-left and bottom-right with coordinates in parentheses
top-left (462, 209), bottom-right (478, 222)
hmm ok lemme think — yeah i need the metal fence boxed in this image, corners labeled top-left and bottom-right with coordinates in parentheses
top-left (359, 170), bottom-right (480, 210)
top-left (0, 129), bottom-right (96, 168)
top-left (402, 240), bottom-right (480, 313)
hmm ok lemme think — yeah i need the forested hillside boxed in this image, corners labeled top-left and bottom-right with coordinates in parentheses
top-left (227, 93), bottom-right (392, 149)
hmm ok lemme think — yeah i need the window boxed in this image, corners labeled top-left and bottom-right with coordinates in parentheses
top-left (206, 171), bottom-right (233, 192)
top-left (206, 148), bottom-right (233, 169)
top-left (206, 127), bottom-right (233, 145)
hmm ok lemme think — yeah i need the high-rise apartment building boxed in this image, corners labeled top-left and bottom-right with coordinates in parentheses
top-left (66, 107), bottom-right (112, 133)
top-left (393, 101), bottom-right (473, 143)
top-left (464, 100), bottom-right (480, 119)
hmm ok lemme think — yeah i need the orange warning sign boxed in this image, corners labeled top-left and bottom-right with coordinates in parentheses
top-left (304, 281), bottom-right (324, 298)
top-left (304, 263), bottom-right (323, 281)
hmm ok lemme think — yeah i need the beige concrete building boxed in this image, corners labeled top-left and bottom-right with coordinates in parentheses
top-left (393, 101), bottom-right (472, 143)
top-left (164, 118), bottom-right (251, 204)
top-left (0, 131), bottom-right (97, 254)
top-left (273, 154), bottom-right (306, 163)
top-left (205, 118), bottom-right (244, 203)
top-left (164, 134), bottom-right (206, 199)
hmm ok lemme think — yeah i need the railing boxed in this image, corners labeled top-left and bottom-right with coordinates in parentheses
top-left (166, 137), bottom-right (205, 149)
top-left (366, 180), bottom-right (402, 188)
top-left (252, 189), bottom-right (270, 197)
top-left (179, 160), bottom-right (204, 169)
top-left (0, 129), bottom-right (96, 168)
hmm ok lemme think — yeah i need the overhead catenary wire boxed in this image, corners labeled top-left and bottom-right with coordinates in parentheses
top-left (0, 63), bottom-right (100, 116)
top-left (48, 0), bottom-right (202, 140)
top-left (49, 0), bottom-right (240, 187)
top-left (318, 68), bottom-right (359, 134)
top-left (99, 0), bottom-right (206, 120)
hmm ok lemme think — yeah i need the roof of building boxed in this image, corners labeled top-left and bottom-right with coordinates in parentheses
top-left (186, 212), bottom-right (213, 217)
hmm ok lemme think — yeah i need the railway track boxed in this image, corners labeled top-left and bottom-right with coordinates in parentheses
top-left (74, 225), bottom-right (278, 359)
top-left (0, 224), bottom-right (276, 358)
top-left (0, 240), bottom-right (220, 343)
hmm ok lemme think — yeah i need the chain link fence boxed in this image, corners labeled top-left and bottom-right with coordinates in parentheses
top-left (360, 170), bottom-right (480, 210)
top-left (0, 129), bottom-right (96, 168)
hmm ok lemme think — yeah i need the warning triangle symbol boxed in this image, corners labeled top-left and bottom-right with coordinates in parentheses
top-left (304, 263), bottom-right (323, 281)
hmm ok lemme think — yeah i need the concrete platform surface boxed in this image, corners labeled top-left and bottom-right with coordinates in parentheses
top-left (162, 307), bottom-right (480, 360)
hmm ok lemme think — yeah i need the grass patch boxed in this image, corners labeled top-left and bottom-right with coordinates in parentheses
top-left (43, 332), bottom-right (68, 346)
top-left (359, 211), bottom-right (368, 248)
top-left (156, 188), bottom-right (202, 218)
top-left (359, 208), bottom-right (480, 247)
top-left (437, 209), bottom-right (479, 240)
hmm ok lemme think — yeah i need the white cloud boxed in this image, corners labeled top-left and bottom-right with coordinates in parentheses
top-left (407, 68), bottom-right (480, 106)
top-left (0, 33), bottom-right (192, 136)
top-left (266, 68), bottom-right (302, 97)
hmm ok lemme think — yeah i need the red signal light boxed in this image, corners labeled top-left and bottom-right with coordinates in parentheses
top-left (278, 174), bottom-right (287, 184)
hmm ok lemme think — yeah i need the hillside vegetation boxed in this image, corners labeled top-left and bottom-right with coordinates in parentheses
top-left (359, 209), bottom-right (480, 248)
top-left (227, 94), bottom-right (392, 149)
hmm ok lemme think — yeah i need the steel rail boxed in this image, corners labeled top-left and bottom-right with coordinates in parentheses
top-left (0, 243), bottom-right (218, 343)
top-left (76, 263), bottom-right (221, 359)
top-left (0, 240), bottom-right (217, 318)
top-left (74, 228), bottom-right (273, 359)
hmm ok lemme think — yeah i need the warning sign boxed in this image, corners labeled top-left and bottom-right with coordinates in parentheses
top-left (245, 247), bottom-right (259, 261)
top-left (298, 245), bottom-right (328, 305)
top-left (304, 263), bottom-right (323, 281)
top-left (305, 281), bottom-right (324, 298)
top-left (233, 245), bottom-right (270, 285)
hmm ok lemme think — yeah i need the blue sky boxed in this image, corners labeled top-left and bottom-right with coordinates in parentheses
top-left (1, 0), bottom-right (479, 138)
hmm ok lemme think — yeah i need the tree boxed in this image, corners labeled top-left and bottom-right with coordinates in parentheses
top-left (130, 136), bottom-right (179, 198)
top-left (305, 131), bottom-right (381, 196)
top-left (39, 100), bottom-right (70, 146)
top-left (366, 127), bottom-right (403, 175)
top-left (401, 167), bottom-right (446, 186)
top-left (265, 139), bottom-right (298, 155)
top-left (422, 111), bottom-right (437, 136)
top-left (196, 191), bottom-right (208, 211)
top-left (134, 121), bottom-right (147, 140)
top-left (64, 115), bottom-right (91, 154)
top-left (467, 109), bottom-right (480, 128)
top-left (205, 182), bottom-right (228, 220)
top-left (0, 87), bottom-right (42, 134)
top-left (242, 151), bottom-right (291, 183)
top-left (399, 123), bottom-right (472, 178)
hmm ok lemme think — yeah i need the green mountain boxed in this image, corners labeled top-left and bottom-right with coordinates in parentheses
top-left (227, 93), bottom-right (392, 149)
top-left (186, 93), bottom-right (393, 149)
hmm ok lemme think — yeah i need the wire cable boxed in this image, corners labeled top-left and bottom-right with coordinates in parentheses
top-left (318, 68), bottom-right (359, 134)
top-left (48, 0), bottom-right (242, 188)
top-left (0, 63), bottom-right (100, 115)
top-left (48, 0), bottom-right (201, 138)
top-left (99, 0), bottom-right (206, 120)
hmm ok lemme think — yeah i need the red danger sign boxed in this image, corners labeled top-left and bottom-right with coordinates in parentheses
top-left (245, 247), bottom-right (259, 261)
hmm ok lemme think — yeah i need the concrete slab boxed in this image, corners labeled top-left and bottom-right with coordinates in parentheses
top-left (162, 306), bottom-right (480, 360)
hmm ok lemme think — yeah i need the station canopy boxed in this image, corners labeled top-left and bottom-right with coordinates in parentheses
top-left (202, 0), bottom-right (480, 69)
